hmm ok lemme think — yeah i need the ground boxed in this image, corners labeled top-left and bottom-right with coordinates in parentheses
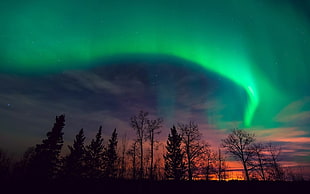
top-left (2, 179), bottom-right (309, 194)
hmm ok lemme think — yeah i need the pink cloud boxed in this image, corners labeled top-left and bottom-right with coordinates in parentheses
top-left (254, 127), bottom-right (309, 143)
top-left (275, 97), bottom-right (310, 123)
top-left (276, 137), bottom-right (310, 143)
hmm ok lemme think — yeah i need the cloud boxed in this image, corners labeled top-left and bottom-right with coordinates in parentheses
top-left (253, 127), bottom-right (310, 166)
top-left (275, 97), bottom-right (310, 124)
top-left (0, 67), bottom-right (157, 155)
top-left (62, 71), bottom-right (126, 95)
top-left (255, 127), bottom-right (309, 142)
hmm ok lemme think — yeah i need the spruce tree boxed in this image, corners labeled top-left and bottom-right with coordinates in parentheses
top-left (63, 128), bottom-right (86, 179)
top-left (164, 126), bottom-right (185, 180)
top-left (85, 126), bottom-right (105, 179)
top-left (28, 114), bottom-right (65, 179)
top-left (105, 128), bottom-right (118, 179)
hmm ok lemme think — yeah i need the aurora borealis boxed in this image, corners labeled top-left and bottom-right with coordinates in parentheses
top-left (0, 0), bottom-right (310, 177)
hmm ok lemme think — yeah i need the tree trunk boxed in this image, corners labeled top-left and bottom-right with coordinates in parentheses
top-left (243, 160), bottom-right (250, 181)
top-left (140, 139), bottom-right (143, 179)
top-left (187, 135), bottom-right (192, 180)
top-left (150, 131), bottom-right (154, 180)
top-left (218, 149), bottom-right (222, 181)
top-left (258, 157), bottom-right (266, 181)
top-left (133, 144), bottom-right (136, 180)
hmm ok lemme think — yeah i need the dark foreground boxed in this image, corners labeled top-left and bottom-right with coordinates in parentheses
top-left (2, 180), bottom-right (309, 194)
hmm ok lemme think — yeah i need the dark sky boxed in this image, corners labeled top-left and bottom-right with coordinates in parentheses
top-left (0, 57), bottom-right (246, 154)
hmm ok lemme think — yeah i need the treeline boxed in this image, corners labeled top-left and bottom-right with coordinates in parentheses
top-left (0, 111), bottom-right (305, 181)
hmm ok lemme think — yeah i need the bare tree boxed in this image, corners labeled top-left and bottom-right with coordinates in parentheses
top-left (130, 110), bottom-right (163, 180)
top-left (286, 166), bottom-right (305, 181)
top-left (248, 143), bottom-right (267, 181)
top-left (214, 148), bottom-right (227, 181)
top-left (178, 121), bottom-right (204, 180)
top-left (146, 117), bottom-right (163, 180)
top-left (117, 134), bottom-right (127, 179)
top-left (204, 148), bottom-right (214, 181)
top-left (154, 143), bottom-right (165, 180)
top-left (197, 145), bottom-right (214, 181)
top-left (265, 143), bottom-right (285, 181)
top-left (127, 141), bottom-right (138, 180)
top-left (222, 129), bottom-right (255, 181)
top-left (130, 111), bottom-right (148, 179)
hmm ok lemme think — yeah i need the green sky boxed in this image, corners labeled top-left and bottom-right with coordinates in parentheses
top-left (0, 0), bottom-right (310, 131)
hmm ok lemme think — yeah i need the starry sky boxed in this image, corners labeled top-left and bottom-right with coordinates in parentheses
top-left (0, 0), bottom-right (310, 176)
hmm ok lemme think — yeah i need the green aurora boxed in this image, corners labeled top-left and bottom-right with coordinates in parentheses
top-left (1, 0), bottom-right (310, 128)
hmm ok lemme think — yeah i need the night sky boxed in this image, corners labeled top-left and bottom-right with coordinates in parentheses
top-left (0, 0), bottom-right (310, 176)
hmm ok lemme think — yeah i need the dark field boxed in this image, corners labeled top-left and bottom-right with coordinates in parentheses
top-left (2, 180), bottom-right (309, 194)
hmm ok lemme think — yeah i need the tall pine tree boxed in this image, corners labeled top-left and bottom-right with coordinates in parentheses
top-left (63, 128), bottom-right (86, 179)
top-left (28, 114), bottom-right (65, 179)
top-left (105, 128), bottom-right (118, 179)
top-left (85, 126), bottom-right (105, 179)
top-left (164, 126), bottom-right (185, 180)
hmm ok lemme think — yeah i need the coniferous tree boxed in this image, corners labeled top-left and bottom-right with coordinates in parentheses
top-left (164, 126), bottom-right (185, 180)
top-left (63, 128), bottom-right (86, 179)
top-left (105, 128), bottom-right (118, 179)
top-left (85, 126), bottom-right (105, 179)
top-left (27, 115), bottom-right (65, 179)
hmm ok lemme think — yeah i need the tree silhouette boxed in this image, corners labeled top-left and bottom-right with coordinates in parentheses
top-left (248, 143), bottom-right (267, 181)
top-left (63, 128), bottom-right (86, 179)
top-left (130, 110), bottom-right (148, 179)
top-left (199, 146), bottom-right (214, 181)
top-left (85, 126), bottom-right (105, 179)
top-left (105, 128), bottom-right (118, 179)
top-left (164, 126), bottom-right (185, 180)
top-left (27, 114), bottom-right (65, 179)
top-left (13, 147), bottom-right (36, 178)
top-left (265, 143), bottom-right (285, 181)
top-left (146, 117), bottom-right (163, 180)
top-left (179, 121), bottom-right (204, 180)
top-left (214, 148), bottom-right (227, 181)
top-left (118, 135), bottom-right (127, 179)
top-left (0, 149), bottom-right (11, 180)
top-left (222, 129), bottom-right (255, 181)
top-left (127, 141), bottom-right (138, 180)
